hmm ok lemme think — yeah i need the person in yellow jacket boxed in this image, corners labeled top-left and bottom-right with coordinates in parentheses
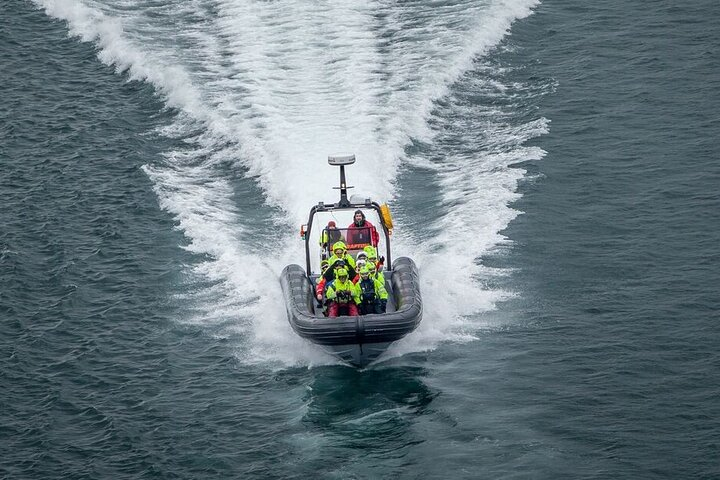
top-left (325, 268), bottom-right (360, 317)
top-left (319, 221), bottom-right (343, 250)
top-left (366, 261), bottom-right (385, 288)
top-left (323, 241), bottom-right (357, 281)
top-left (363, 245), bottom-right (385, 273)
top-left (356, 265), bottom-right (388, 314)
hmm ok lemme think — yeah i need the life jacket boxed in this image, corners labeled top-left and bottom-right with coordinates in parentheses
top-left (359, 278), bottom-right (377, 304)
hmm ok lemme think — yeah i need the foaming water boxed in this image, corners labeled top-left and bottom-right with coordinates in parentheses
top-left (386, 62), bottom-right (549, 360)
top-left (33, 0), bottom-right (545, 366)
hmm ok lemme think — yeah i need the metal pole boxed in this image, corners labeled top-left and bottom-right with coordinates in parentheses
top-left (338, 165), bottom-right (350, 207)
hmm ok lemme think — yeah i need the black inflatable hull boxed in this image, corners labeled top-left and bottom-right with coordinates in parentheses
top-left (280, 256), bottom-right (422, 367)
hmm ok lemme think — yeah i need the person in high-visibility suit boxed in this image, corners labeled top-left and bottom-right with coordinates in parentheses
top-left (319, 221), bottom-right (343, 250)
top-left (325, 268), bottom-right (360, 317)
top-left (363, 245), bottom-right (385, 273)
top-left (356, 265), bottom-right (388, 314)
top-left (366, 259), bottom-right (385, 288)
top-left (324, 241), bottom-right (357, 281)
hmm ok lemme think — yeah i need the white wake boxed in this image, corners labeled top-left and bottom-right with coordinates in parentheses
top-left (35, 0), bottom-right (546, 366)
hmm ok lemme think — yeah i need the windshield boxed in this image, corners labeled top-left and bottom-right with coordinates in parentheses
top-left (306, 208), bottom-right (386, 274)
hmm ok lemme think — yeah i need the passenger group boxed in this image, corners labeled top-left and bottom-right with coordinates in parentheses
top-left (316, 241), bottom-right (387, 317)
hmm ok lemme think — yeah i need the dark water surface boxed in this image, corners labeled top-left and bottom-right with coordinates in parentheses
top-left (2, 0), bottom-right (720, 478)
top-left (488, 1), bottom-right (720, 476)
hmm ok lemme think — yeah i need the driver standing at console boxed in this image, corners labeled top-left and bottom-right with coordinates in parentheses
top-left (346, 210), bottom-right (380, 246)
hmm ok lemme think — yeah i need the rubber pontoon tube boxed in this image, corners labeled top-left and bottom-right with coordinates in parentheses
top-left (280, 257), bottom-right (422, 347)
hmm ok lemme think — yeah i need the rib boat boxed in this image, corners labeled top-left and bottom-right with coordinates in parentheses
top-left (280, 154), bottom-right (422, 367)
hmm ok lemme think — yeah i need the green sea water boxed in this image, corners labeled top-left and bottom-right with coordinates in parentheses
top-left (2, 0), bottom-right (719, 478)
